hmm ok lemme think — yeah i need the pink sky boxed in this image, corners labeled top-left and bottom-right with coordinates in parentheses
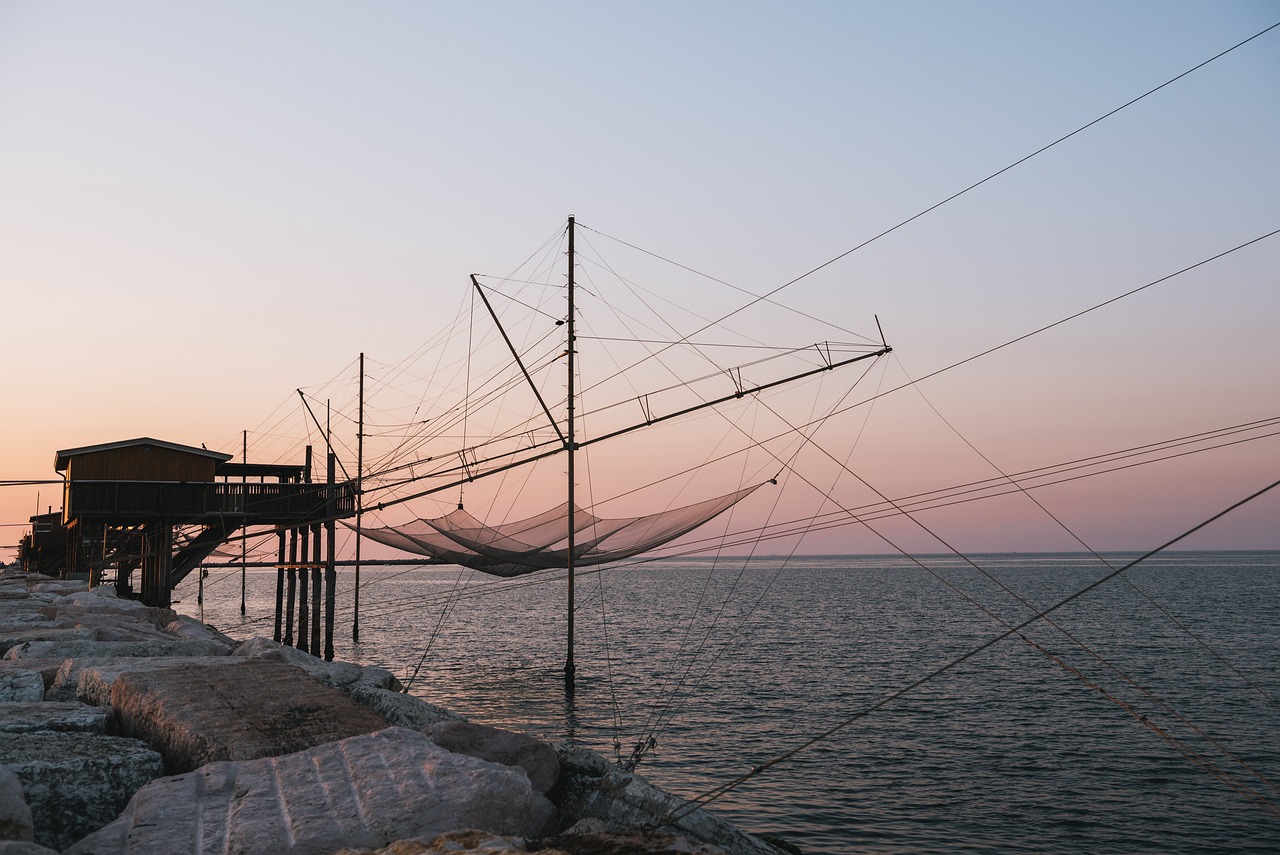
top-left (2, 2), bottom-right (1277, 560)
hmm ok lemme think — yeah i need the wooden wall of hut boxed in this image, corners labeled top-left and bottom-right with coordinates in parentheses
top-left (64, 445), bottom-right (220, 482)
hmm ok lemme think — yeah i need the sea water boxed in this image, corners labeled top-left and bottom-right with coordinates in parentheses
top-left (175, 552), bottom-right (1280, 854)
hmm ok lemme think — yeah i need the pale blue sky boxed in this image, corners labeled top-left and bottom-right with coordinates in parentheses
top-left (2, 2), bottom-right (1277, 553)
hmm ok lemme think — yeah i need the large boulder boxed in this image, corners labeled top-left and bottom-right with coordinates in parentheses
top-left (66, 727), bottom-right (557, 855)
top-left (0, 661), bottom-right (67, 697)
top-left (0, 731), bottom-right (162, 851)
top-left (0, 672), bottom-right (43, 704)
top-left (424, 720), bottom-right (559, 795)
top-left (232, 637), bottom-right (400, 691)
top-left (4, 638), bottom-right (228, 661)
top-left (0, 702), bottom-right (110, 734)
top-left (161, 615), bottom-right (236, 649)
top-left (347, 684), bottom-right (464, 729)
top-left (109, 659), bottom-right (390, 773)
top-left (0, 765), bottom-right (33, 842)
top-left (0, 629), bottom-right (98, 659)
top-left (60, 656), bottom-right (237, 705)
top-left (556, 747), bottom-right (780, 855)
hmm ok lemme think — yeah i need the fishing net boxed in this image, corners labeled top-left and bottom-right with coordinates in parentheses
top-left (354, 482), bottom-right (765, 577)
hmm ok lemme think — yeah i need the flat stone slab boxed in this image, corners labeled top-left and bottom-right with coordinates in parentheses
top-left (0, 629), bottom-right (98, 658)
top-left (425, 720), bottom-right (559, 795)
top-left (0, 731), bottom-right (162, 851)
top-left (110, 659), bottom-right (390, 773)
top-left (557, 747), bottom-right (780, 855)
top-left (4, 638), bottom-right (228, 661)
top-left (0, 672), bottom-right (43, 703)
top-left (62, 656), bottom-right (240, 705)
top-left (347, 684), bottom-right (464, 729)
top-left (66, 727), bottom-right (556, 855)
top-left (0, 702), bottom-right (110, 734)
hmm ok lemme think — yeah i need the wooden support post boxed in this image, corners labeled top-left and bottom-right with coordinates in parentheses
top-left (274, 529), bottom-right (286, 642)
top-left (325, 451), bottom-right (336, 662)
top-left (284, 527), bottom-right (297, 646)
top-left (297, 525), bottom-right (310, 655)
top-left (310, 523), bottom-right (322, 656)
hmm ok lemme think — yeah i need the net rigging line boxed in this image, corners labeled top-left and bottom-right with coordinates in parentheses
top-left (584, 18), bottom-right (1280, 372)
top-left (896, 358), bottom-right (1280, 718)
top-left (666, 477), bottom-right (1280, 824)
top-left (664, 414), bottom-right (1280, 556)
top-left (622, 351), bottom-right (890, 767)
top-left (358, 222), bottom-right (1277, 524)
top-left (250, 403), bottom-right (1276, 627)
top-left (610, 360), bottom-right (1280, 806)
top-left (888, 359), bottom-right (1280, 796)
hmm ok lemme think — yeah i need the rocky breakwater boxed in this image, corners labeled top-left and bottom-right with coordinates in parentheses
top-left (0, 569), bottom-right (793, 855)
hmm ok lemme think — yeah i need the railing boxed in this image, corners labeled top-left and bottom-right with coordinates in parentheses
top-left (65, 480), bottom-right (356, 524)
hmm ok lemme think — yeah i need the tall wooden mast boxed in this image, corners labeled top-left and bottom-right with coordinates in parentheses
top-left (565, 215), bottom-right (577, 696)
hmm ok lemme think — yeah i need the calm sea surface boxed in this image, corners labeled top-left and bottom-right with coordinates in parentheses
top-left (175, 552), bottom-right (1280, 854)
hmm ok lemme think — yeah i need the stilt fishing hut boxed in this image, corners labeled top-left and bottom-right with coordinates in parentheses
top-left (53, 437), bottom-right (354, 659)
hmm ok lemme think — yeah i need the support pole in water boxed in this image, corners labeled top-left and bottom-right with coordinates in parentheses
top-left (353, 351), bottom-right (364, 643)
top-left (284, 526), bottom-right (297, 647)
top-left (565, 214), bottom-right (577, 697)
top-left (241, 429), bottom-right (247, 615)
top-left (324, 451), bottom-right (336, 662)
top-left (274, 528), bottom-right (285, 642)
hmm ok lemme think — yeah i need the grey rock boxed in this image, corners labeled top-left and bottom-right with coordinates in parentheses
top-left (161, 615), bottom-right (236, 649)
top-left (425, 720), bottom-right (559, 795)
top-left (66, 727), bottom-right (556, 855)
top-left (0, 765), bottom-right (33, 842)
top-left (0, 702), bottom-right (110, 734)
top-left (0, 661), bottom-right (66, 696)
top-left (347, 684), bottom-right (465, 729)
top-left (548, 830), bottom-right (729, 854)
top-left (556, 747), bottom-right (780, 855)
top-left (27, 582), bottom-right (86, 596)
top-left (5, 638), bottom-right (228, 662)
top-left (0, 629), bottom-right (99, 659)
top-left (0, 731), bottom-right (162, 851)
top-left (64, 656), bottom-right (237, 706)
top-left (0, 673), bottom-right (43, 704)
top-left (233, 636), bottom-right (396, 690)
top-left (109, 659), bottom-right (389, 773)
top-left (0, 842), bottom-right (60, 854)
top-left (327, 830), bottom-right (544, 854)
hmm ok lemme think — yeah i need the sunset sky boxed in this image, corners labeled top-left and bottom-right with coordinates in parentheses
top-left (2, 1), bottom-right (1277, 559)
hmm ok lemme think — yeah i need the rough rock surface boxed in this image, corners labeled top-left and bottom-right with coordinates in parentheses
top-left (233, 636), bottom-right (401, 691)
top-left (0, 842), bottom-right (60, 854)
top-left (161, 615), bottom-right (236, 648)
top-left (0, 628), bottom-right (99, 658)
top-left (425, 720), bottom-right (559, 795)
top-left (0, 662), bottom-right (64, 696)
top-left (0, 730), bottom-right (163, 851)
top-left (547, 830), bottom-right (729, 854)
top-left (327, 830), bottom-right (557, 854)
top-left (109, 658), bottom-right (390, 773)
top-left (347, 684), bottom-right (464, 728)
top-left (66, 727), bottom-right (557, 855)
top-left (556, 748), bottom-right (780, 855)
top-left (4, 638), bottom-right (228, 661)
top-left (64, 656), bottom-right (239, 706)
top-left (0, 672), bottom-right (43, 703)
top-left (0, 701), bottom-right (110, 734)
top-left (0, 765), bottom-right (33, 842)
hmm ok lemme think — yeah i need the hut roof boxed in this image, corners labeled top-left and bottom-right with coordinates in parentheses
top-left (54, 438), bottom-right (233, 472)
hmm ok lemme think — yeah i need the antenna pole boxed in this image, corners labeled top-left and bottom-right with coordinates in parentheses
top-left (565, 214), bottom-right (577, 697)
top-left (240, 429), bottom-right (247, 615)
top-left (354, 352), bottom-right (364, 642)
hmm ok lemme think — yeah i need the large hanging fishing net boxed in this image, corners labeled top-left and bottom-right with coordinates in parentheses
top-left (354, 482), bottom-right (765, 577)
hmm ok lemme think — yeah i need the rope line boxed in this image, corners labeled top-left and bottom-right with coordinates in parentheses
top-left (666, 477), bottom-right (1280, 822)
